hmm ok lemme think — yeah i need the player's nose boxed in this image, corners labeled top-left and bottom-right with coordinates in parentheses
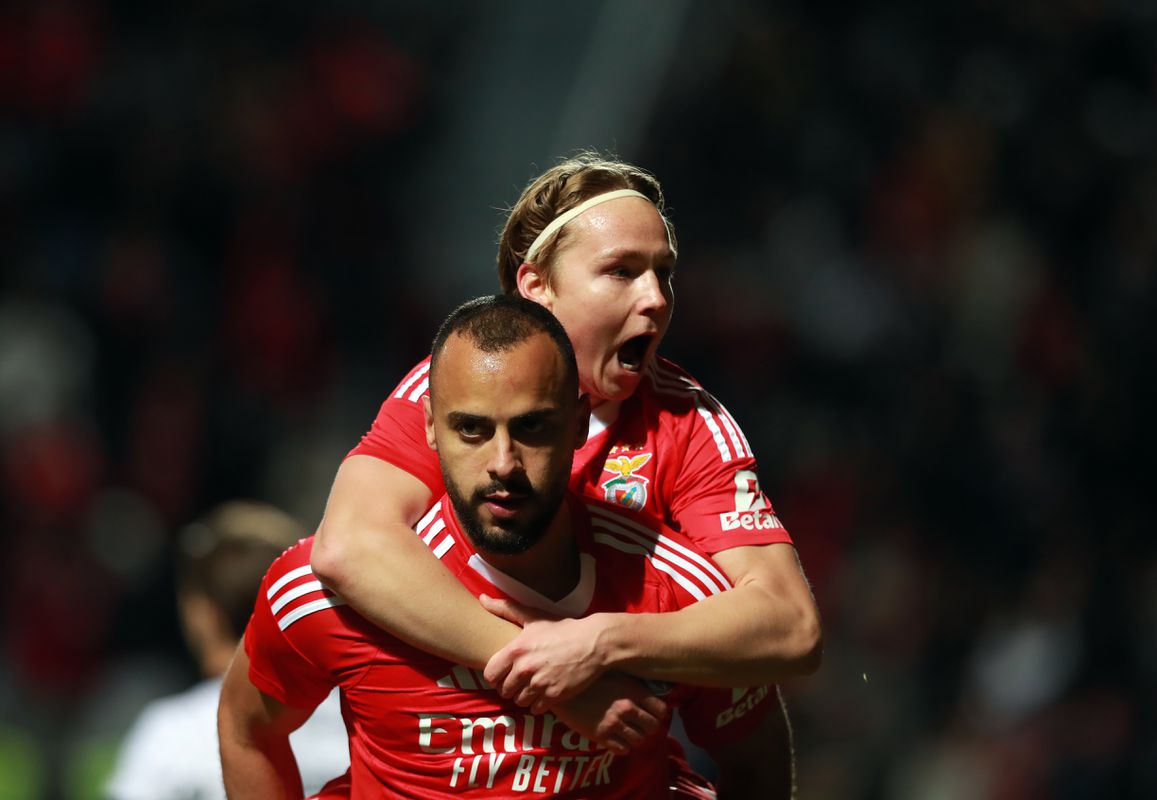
top-left (487, 429), bottom-right (520, 478)
top-left (637, 270), bottom-right (669, 317)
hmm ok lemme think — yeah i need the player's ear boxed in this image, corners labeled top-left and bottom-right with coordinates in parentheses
top-left (423, 396), bottom-right (437, 451)
top-left (573, 393), bottom-right (590, 448)
top-left (517, 262), bottom-right (554, 311)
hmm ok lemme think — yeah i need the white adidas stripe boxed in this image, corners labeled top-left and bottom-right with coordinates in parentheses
top-left (587, 502), bottom-right (730, 589)
top-left (693, 399), bottom-right (735, 462)
top-left (415, 501), bottom-right (443, 537)
top-left (704, 394), bottom-right (750, 460)
top-left (591, 522), bottom-right (729, 598)
top-left (268, 563), bottom-right (344, 630)
top-left (646, 364), bottom-right (753, 461)
top-left (271, 579), bottom-right (327, 614)
top-left (415, 503), bottom-right (456, 559)
top-left (587, 508), bottom-right (730, 599)
top-left (432, 534), bottom-right (455, 559)
top-left (278, 596), bottom-right (346, 631)
top-left (593, 533), bottom-right (708, 600)
top-left (267, 565), bottom-right (313, 599)
top-left (436, 665), bottom-right (492, 691)
top-left (421, 517), bottom-right (446, 545)
top-left (393, 362), bottom-right (431, 399)
top-left (407, 378), bottom-right (429, 403)
top-left (652, 363), bottom-right (753, 459)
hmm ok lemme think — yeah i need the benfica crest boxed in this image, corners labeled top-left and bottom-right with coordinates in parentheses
top-left (601, 453), bottom-right (652, 511)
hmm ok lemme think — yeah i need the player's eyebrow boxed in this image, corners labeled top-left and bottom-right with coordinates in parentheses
top-left (512, 408), bottom-right (558, 426)
top-left (446, 411), bottom-right (490, 427)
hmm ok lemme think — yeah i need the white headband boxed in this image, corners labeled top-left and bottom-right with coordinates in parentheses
top-left (524, 189), bottom-right (657, 263)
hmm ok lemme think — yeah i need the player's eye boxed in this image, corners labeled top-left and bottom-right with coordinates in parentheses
top-left (454, 419), bottom-right (491, 441)
top-left (512, 413), bottom-right (556, 444)
top-left (518, 417), bottom-right (545, 435)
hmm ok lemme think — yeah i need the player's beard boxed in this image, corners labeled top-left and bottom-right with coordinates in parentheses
top-left (444, 470), bottom-right (568, 556)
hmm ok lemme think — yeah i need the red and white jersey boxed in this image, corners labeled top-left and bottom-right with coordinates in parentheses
top-left (352, 356), bottom-right (791, 556)
top-left (245, 496), bottom-right (774, 799)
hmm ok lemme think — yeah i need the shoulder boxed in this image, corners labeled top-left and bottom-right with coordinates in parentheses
top-left (582, 498), bottom-right (732, 601)
top-left (261, 537), bottom-right (348, 633)
top-left (414, 497), bottom-right (470, 564)
top-left (262, 537), bottom-right (316, 594)
top-left (641, 356), bottom-right (703, 405)
top-left (389, 355), bottom-right (433, 405)
top-left (641, 356), bottom-right (755, 463)
top-left (642, 357), bottom-right (728, 418)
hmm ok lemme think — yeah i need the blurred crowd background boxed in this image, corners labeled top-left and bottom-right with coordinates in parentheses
top-left (2, 1), bottom-right (1155, 798)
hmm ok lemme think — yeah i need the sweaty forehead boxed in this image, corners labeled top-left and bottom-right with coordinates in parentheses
top-left (430, 331), bottom-right (568, 406)
top-left (565, 197), bottom-right (675, 259)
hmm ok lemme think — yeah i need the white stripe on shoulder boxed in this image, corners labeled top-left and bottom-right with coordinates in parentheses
top-left (647, 361), bottom-right (700, 391)
top-left (267, 565), bottom-right (313, 600)
top-left (415, 501), bottom-right (443, 537)
top-left (407, 377), bottom-right (429, 403)
top-left (432, 534), bottom-right (455, 559)
top-left (421, 517), bottom-right (447, 545)
top-left (646, 363), bottom-right (750, 461)
top-left (591, 533), bottom-right (705, 600)
top-left (278, 596), bottom-right (347, 631)
top-left (270, 580), bottom-right (327, 614)
top-left (702, 393), bottom-right (752, 459)
top-left (587, 502), bottom-right (730, 588)
top-left (414, 502), bottom-right (455, 558)
top-left (586, 504), bottom-right (730, 597)
top-left (394, 362), bottom-right (431, 399)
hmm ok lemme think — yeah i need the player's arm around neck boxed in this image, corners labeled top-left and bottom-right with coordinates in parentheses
top-left (310, 455), bottom-right (519, 667)
top-left (611, 542), bottom-right (822, 685)
top-left (218, 642), bottom-right (310, 799)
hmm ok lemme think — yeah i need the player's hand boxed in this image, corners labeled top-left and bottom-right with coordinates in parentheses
top-left (481, 594), bottom-right (609, 712)
top-left (548, 671), bottom-right (669, 755)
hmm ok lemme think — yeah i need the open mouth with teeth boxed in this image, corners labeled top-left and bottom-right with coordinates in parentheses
top-left (617, 334), bottom-right (654, 372)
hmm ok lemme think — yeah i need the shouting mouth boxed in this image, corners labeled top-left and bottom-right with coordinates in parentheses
top-left (617, 334), bottom-right (654, 372)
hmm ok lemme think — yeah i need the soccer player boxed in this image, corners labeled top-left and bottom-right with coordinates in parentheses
top-left (218, 296), bottom-right (781, 798)
top-left (311, 154), bottom-right (821, 784)
top-left (106, 501), bottom-right (348, 800)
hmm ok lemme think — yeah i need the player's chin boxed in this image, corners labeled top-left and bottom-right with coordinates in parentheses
top-left (596, 370), bottom-right (643, 403)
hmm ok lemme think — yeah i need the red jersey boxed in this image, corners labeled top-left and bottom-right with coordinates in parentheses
top-left (352, 356), bottom-right (791, 556)
top-left (245, 496), bottom-right (774, 799)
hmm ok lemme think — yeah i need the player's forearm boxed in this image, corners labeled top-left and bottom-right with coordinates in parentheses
top-left (311, 456), bottom-right (520, 668)
top-left (219, 736), bottom-right (303, 800)
top-left (315, 516), bottom-right (520, 667)
top-left (218, 646), bottom-right (309, 799)
top-left (595, 582), bottom-right (821, 686)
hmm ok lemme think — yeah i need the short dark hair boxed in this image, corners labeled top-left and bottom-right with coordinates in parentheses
top-left (429, 295), bottom-right (578, 397)
top-left (177, 501), bottom-right (305, 639)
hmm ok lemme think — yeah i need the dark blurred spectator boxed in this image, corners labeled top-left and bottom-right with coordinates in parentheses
top-left (103, 500), bottom-right (348, 800)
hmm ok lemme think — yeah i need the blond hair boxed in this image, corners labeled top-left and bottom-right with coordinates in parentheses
top-left (496, 151), bottom-right (675, 293)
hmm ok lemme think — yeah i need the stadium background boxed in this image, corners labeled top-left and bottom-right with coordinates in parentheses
top-left (2, 1), bottom-right (1155, 797)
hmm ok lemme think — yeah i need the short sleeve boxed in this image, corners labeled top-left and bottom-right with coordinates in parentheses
top-left (346, 357), bottom-right (444, 496)
top-left (245, 567), bottom-right (336, 711)
top-left (668, 386), bottom-right (793, 555)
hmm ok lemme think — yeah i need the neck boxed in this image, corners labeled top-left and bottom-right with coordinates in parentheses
top-left (480, 502), bottom-right (579, 601)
